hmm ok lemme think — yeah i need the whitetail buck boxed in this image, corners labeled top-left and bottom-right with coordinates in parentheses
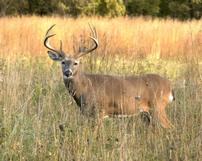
top-left (44, 25), bottom-right (175, 128)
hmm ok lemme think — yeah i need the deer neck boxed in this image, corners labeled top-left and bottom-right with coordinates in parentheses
top-left (64, 72), bottom-right (91, 98)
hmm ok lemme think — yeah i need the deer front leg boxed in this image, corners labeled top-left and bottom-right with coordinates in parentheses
top-left (139, 101), bottom-right (152, 126)
top-left (91, 110), bottom-right (105, 140)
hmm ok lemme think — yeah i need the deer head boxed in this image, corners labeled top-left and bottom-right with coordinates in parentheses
top-left (44, 24), bottom-right (98, 79)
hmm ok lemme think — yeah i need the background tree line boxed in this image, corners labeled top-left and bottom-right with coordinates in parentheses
top-left (0, 0), bottom-right (202, 19)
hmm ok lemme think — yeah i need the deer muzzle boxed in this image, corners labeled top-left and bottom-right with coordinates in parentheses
top-left (64, 69), bottom-right (73, 78)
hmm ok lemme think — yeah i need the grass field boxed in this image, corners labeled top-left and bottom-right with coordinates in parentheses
top-left (0, 16), bottom-right (202, 161)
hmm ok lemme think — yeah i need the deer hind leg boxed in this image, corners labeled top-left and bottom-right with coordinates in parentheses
top-left (155, 101), bottom-right (174, 128)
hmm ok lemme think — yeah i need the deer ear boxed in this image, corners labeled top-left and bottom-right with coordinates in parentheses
top-left (48, 51), bottom-right (63, 61)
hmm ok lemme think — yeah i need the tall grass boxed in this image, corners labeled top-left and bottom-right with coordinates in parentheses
top-left (0, 16), bottom-right (202, 57)
top-left (0, 16), bottom-right (202, 160)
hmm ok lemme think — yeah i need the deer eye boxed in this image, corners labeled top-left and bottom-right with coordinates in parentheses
top-left (74, 62), bottom-right (78, 65)
top-left (61, 61), bottom-right (65, 65)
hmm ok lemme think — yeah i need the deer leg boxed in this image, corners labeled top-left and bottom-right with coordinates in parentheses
top-left (92, 110), bottom-right (104, 139)
top-left (139, 102), bottom-right (152, 126)
top-left (140, 111), bottom-right (152, 126)
top-left (155, 101), bottom-right (174, 128)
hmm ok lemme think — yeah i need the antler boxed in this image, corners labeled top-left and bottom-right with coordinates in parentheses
top-left (44, 24), bottom-right (65, 57)
top-left (75, 24), bottom-right (98, 58)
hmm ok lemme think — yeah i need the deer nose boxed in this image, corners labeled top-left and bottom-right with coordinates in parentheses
top-left (64, 70), bottom-right (73, 77)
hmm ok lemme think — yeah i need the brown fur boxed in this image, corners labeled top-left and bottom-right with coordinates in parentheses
top-left (65, 72), bottom-right (174, 128)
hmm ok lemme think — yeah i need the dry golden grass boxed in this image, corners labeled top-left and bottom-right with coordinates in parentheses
top-left (0, 16), bottom-right (202, 58)
top-left (1, 16), bottom-right (202, 161)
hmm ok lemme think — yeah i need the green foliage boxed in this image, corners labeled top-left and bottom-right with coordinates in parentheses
top-left (56, 1), bottom-right (69, 15)
top-left (0, 0), bottom-right (202, 19)
top-left (126, 0), bottom-right (161, 16)
top-left (97, 0), bottom-right (126, 17)
top-left (64, 0), bottom-right (87, 16)
top-left (64, 0), bottom-right (125, 17)
top-left (169, 1), bottom-right (190, 19)
top-left (160, 0), bottom-right (202, 19)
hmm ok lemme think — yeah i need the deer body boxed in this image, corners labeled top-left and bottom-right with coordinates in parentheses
top-left (64, 72), bottom-right (173, 128)
top-left (44, 25), bottom-right (174, 128)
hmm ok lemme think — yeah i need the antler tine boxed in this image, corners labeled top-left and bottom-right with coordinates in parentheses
top-left (44, 24), bottom-right (57, 53)
top-left (45, 24), bottom-right (56, 37)
top-left (76, 24), bottom-right (99, 58)
top-left (60, 40), bottom-right (63, 52)
top-left (44, 24), bottom-right (65, 57)
top-left (59, 40), bottom-right (66, 56)
top-left (89, 23), bottom-right (98, 39)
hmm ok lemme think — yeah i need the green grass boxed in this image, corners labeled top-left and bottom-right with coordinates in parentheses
top-left (0, 55), bottom-right (202, 161)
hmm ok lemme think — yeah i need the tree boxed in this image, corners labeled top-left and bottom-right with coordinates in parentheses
top-left (97, 0), bottom-right (126, 17)
top-left (188, 0), bottom-right (202, 19)
top-left (0, 0), bottom-right (201, 19)
top-left (0, 0), bottom-right (14, 16)
top-left (126, 0), bottom-right (160, 16)
top-left (63, 0), bottom-right (125, 17)
top-left (159, 0), bottom-right (170, 17)
top-left (160, 0), bottom-right (202, 20)
top-left (56, 1), bottom-right (69, 15)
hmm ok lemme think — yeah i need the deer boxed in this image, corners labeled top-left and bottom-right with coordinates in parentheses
top-left (44, 24), bottom-right (175, 129)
